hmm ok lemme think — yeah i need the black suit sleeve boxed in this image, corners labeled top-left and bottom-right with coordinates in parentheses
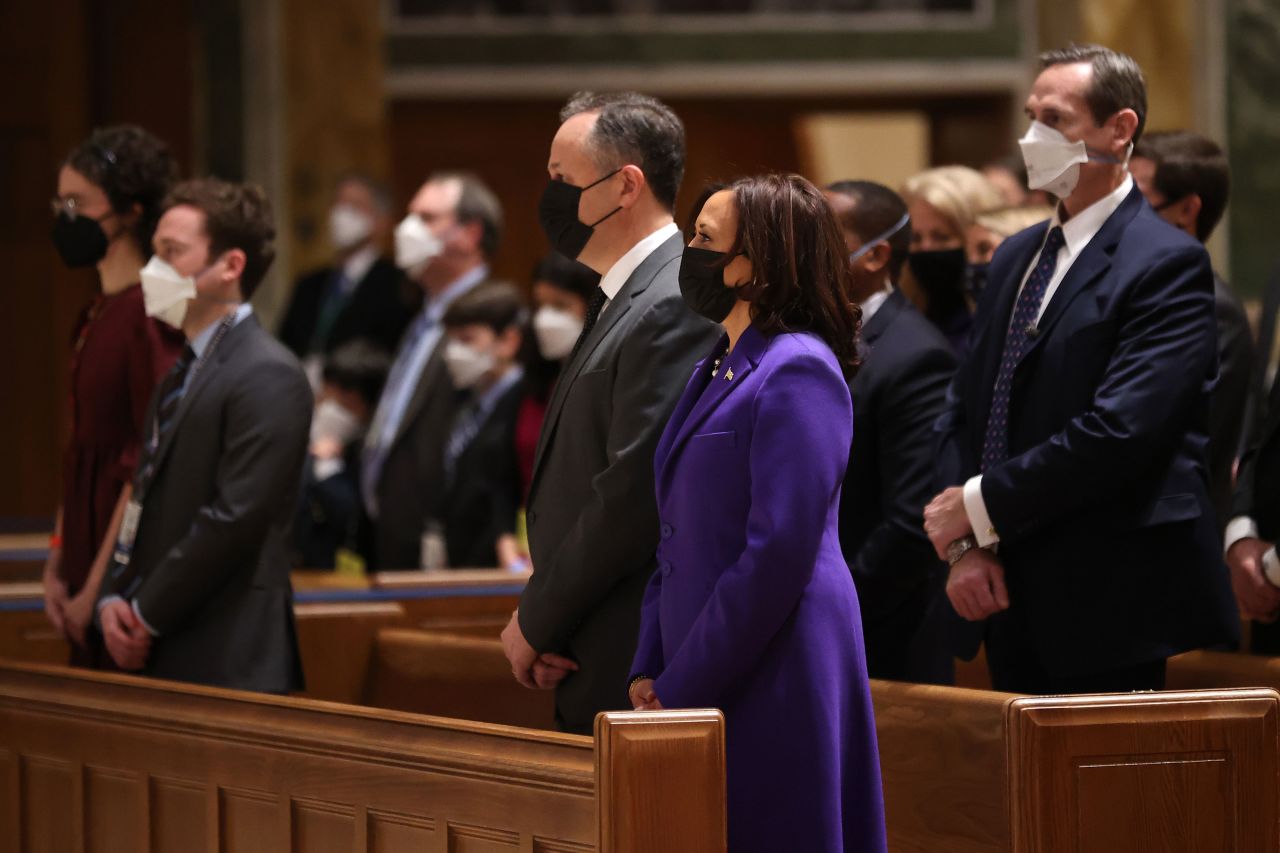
top-left (1208, 284), bottom-right (1255, 520)
top-left (850, 344), bottom-right (955, 595)
top-left (518, 295), bottom-right (708, 652)
top-left (134, 359), bottom-right (313, 634)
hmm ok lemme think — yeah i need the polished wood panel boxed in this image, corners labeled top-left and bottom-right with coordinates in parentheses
top-left (873, 680), bottom-right (1010, 853)
top-left (368, 629), bottom-right (555, 730)
top-left (294, 601), bottom-right (408, 704)
top-left (0, 661), bottom-right (726, 853)
top-left (596, 710), bottom-right (726, 853)
top-left (1007, 688), bottom-right (1280, 852)
top-left (1167, 649), bottom-right (1280, 692)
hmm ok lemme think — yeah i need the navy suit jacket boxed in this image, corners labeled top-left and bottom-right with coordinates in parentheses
top-left (936, 186), bottom-right (1239, 677)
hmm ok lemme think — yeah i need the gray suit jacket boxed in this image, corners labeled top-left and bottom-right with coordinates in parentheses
top-left (373, 341), bottom-right (458, 570)
top-left (519, 232), bottom-right (719, 733)
top-left (104, 315), bottom-right (312, 693)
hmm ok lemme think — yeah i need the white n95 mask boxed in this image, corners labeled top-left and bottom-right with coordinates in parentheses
top-left (139, 256), bottom-right (197, 329)
top-left (329, 204), bottom-right (373, 251)
top-left (443, 339), bottom-right (496, 389)
top-left (532, 306), bottom-right (584, 361)
top-left (394, 214), bottom-right (443, 275)
top-left (1018, 121), bottom-right (1090, 199)
top-left (311, 399), bottom-right (364, 447)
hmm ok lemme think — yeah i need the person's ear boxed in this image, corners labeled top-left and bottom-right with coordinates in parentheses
top-left (1111, 109), bottom-right (1140, 151)
top-left (860, 242), bottom-right (893, 276)
top-left (454, 219), bottom-right (484, 255)
top-left (617, 164), bottom-right (647, 210)
top-left (218, 248), bottom-right (248, 300)
top-left (1175, 194), bottom-right (1202, 235)
top-left (498, 325), bottom-right (523, 361)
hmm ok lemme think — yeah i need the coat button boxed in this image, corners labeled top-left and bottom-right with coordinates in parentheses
top-left (527, 510), bottom-right (537, 524)
top-left (660, 523), bottom-right (673, 539)
top-left (660, 560), bottom-right (672, 577)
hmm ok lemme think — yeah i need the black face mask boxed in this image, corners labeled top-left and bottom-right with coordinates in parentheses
top-left (963, 261), bottom-right (990, 301)
top-left (537, 169), bottom-right (622, 260)
top-left (679, 246), bottom-right (743, 323)
top-left (51, 211), bottom-right (111, 269)
top-left (908, 247), bottom-right (967, 318)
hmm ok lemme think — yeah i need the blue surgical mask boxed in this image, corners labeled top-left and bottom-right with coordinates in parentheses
top-left (849, 212), bottom-right (911, 264)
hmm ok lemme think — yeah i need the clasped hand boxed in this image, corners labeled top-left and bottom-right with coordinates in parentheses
top-left (500, 609), bottom-right (579, 689)
top-left (100, 599), bottom-right (151, 670)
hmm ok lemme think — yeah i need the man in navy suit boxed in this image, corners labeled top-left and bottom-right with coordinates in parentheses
top-left (923, 44), bottom-right (1238, 694)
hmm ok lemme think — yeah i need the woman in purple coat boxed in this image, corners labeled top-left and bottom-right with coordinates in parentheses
top-left (628, 174), bottom-right (887, 853)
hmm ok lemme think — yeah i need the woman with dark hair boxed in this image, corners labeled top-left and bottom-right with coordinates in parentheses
top-left (628, 174), bottom-right (887, 852)
top-left (43, 125), bottom-right (183, 664)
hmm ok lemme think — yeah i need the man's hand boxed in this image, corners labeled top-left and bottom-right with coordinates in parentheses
top-left (100, 600), bottom-right (151, 670)
top-left (924, 486), bottom-right (974, 560)
top-left (61, 590), bottom-right (97, 648)
top-left (946, 548), bottom-right (1010, 622)
top-left (501, 610), bottom-right (540, 688)
top-left (1227, 537), bottom-right (1280, 622)
top-left (629, 677), bottom-right (664, 711)
top-left (41, 554), bottom-right (68, 638)
top-left (532, 653), bottom-right (578, 689)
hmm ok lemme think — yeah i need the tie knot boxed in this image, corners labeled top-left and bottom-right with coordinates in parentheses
top-left (1045, 225), bottom-right (1065, 254)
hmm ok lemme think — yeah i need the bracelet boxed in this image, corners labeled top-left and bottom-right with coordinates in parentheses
top-left (628, 674), bottom-right (651, 692)
top-left (48, 534), bottom-right (63, 550)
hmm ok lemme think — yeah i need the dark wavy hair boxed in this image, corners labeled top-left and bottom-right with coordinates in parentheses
top-left (715, 174), bottom-right (862, 378)
top-left (64, 125), bottom-right (178, 253)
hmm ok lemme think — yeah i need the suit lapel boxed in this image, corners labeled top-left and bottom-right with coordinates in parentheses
top-left (1015, 187), bottom-right (1142, 368)
top-left (150, 316), bottom-right (255, 476)
top-left (658, 324), bottom-right (766, 491)
top-left (860, 289), bottom-right (905, 348)
top-left (389, 341), bottom-right (447, 452)
top-left (529, 234), bottom-right (683, 494)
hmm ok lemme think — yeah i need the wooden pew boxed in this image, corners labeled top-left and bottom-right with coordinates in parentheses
top-left (367, 628), bottom-right (556, 729)
top-left (368, 627), bottom-right (1280, 852)
top-left (1166, 648), bottom-right (1280, 691)
top-left (0, 660), bottom-right (726, 853)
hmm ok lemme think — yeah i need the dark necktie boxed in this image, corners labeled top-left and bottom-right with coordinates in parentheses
top-left (981, 226), bottom-right (1066, 471)
top-left (136, 344), bottom-right (197, 494)
top-left (570, 287), bottom-right (608, 363)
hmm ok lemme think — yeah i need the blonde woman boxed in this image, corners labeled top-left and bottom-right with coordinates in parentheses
top-left (963, 205), bottom-right (1056, 299)
top-left (900, 166), bottom-right (1004, 355)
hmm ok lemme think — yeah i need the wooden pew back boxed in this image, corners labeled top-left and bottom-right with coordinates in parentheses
top-left (367, 628), bottom-right (556, 729)
top-left (0, 661), bottom-right (725, 853)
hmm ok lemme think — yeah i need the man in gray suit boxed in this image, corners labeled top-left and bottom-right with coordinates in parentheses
top-left (361, 172), bottom-right (503, 570)
top-left (501, 91), bottom-right (719, 733)
top-left (97, 178), bottom-right (311, 693)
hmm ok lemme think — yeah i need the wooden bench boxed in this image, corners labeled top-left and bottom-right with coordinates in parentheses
top-left (367, 627), bottom-right (1280, 852)
top-left (0, 660), bottom-right (726, 853)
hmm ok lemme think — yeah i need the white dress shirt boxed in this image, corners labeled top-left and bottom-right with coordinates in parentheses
top-left (859, 283), bottom-right (893, 323)
top-left (964, 176), bottom-right (1135, 546)
top-left (597, 222), bottom-right (680, 314)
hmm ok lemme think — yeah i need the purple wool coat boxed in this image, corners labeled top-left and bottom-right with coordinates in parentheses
top-left (630, 323), bottom-right (888, 853)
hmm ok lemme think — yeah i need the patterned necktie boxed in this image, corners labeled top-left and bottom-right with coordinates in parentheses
top-left (444, 397), bottom-right (484, 487)
top-left (136, 344), bottom-right (196, 494)
top-left (981, 226), bottom-right (1066, 471)
top-left (569, 287), bottom-right (608, 363)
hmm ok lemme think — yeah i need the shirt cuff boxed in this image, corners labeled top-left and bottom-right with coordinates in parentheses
top-left (313, 456), bottom-right (345, 481)
top-left (964, 475), bottom-right (1000, 547)
top-left (132, 600), bottom-right (160, 637)
top-left (1224, 515), bottom-right (1260, 557)
top-left (96, 594), bottom-right (124, 614)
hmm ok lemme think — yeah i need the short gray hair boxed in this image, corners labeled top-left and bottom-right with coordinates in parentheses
top-left (429, 170), bottom-right (503, 259)
top-left (560, 91), bottom-right (685, 211)
top-left (1040, 44), bottom-right (1148, 145)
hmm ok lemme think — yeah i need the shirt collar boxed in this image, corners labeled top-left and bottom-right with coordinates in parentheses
top-left (599, 222), bottom-right (680, 303)
top-left (859, 283), bottom-right (893, 323)
top-left (424, 264), bottom-right (489, 324)
top-left (341, 245), bottom-right (380, 288)
top-left (1055, 174), bottom-right (1134, 256)
top-left (189, 303), bottom-right (253, 359)
top-left (474, 365), bottom-right (525, 413)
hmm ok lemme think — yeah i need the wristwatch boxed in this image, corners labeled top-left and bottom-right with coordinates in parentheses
top-left (946, 535), bottom-right (979, 566)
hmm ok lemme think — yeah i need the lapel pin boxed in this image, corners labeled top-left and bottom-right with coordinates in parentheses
top-left (725, 368), bottom-right (734, 381)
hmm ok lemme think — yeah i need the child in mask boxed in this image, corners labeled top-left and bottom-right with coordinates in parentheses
top-left (293, 340), bottom-right (390, 570)
top-left (433, 283), bottom-right (528, 569)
